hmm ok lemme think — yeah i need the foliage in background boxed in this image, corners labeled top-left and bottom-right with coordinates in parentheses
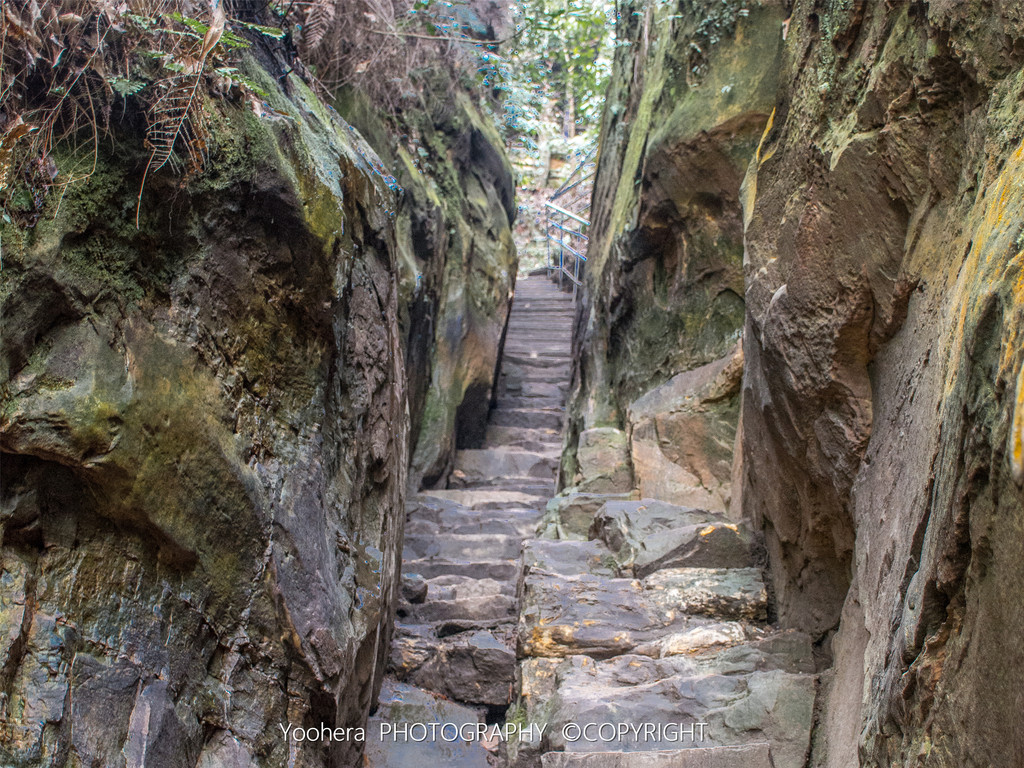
top-left (500, 1), bottom-right (615, 143)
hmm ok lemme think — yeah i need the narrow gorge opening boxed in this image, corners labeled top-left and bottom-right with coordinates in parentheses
top-left (2, 2), bottom-right (1023, 768)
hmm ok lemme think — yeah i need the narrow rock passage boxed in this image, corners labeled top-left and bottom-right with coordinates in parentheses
top-left (366, 275), bottom-right (574, 767)
top-left (367, 276), bottom-right (815, 768)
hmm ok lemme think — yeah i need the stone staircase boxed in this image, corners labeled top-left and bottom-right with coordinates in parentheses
top-left (366, 276), bottom-right (815, 768)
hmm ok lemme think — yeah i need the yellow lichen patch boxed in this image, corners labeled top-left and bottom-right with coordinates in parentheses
top-left (1012, 365), bottom-right (1024, 485)
top-left (699, 525), bottom-right (716, 537)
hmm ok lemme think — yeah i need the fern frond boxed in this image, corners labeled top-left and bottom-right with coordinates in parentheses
top-left (303, 0), bottom-right (336, 52)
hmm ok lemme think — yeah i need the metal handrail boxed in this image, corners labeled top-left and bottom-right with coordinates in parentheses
top-left (544, 200), bottom-right (590, 298)
top-left (544, 201), bottom-right (590, 226)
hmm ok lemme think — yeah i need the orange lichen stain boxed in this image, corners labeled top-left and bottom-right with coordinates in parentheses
top-left (755, 107), bottom-right (776, 165)
top-left (582, 620), bottom-right (597, 627)
top-left (1012, 365), bottom-right (1024, 485)
top-left (699, 525), bottom-right (716, 537)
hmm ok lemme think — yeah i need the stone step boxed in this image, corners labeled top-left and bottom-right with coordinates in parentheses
top-left (407, 495), bottom-right (542, 527)
top-left (420, 488), bottom-right (548, 509)
top-left (403, 532), bottom-right (523, 561)
top-left (503, 350), bottom-right (572, 362)
top-left (391, 626), bottom-right (516, 707)
top-left (501, 365), bottom-right (573, 383)
top-left (365, 680), bottom-right (492, 767)
top-left (502, 353), bottom-right (574, 369)
top-left (406, 517), bottom-right (524, 538)
top-left (406, 510), bottom-right (542, 538)
top-left (497, 381), bottom-right (568, 398)
top-left (424, 574), bottom-right (516, 600)
top-left (540, 745), bottom-right (774, 768)
top-left (498, 395), bottom-right (565, 409)
top-left (520, 633), bottom-right (815, 767)
top-left (402, 558), bottom-right (520, 581)
top-left (400, 594), bottom-right (517, 624)
top-left (453, 478), bottom-right (556, 496)
top-left (485, 425), bottom-right (562, 451)
top-left (489, 408), bottom-right (564, 430)
top-left (453, 447), bottom-right (559, 483)
top-left (518, 568), bottom-right (766, 658)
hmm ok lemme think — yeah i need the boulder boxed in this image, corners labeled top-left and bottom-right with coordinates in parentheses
top-left (590, 500), bottom-right (752, 577)
top-left (626, 347), bottom-right (742, 513)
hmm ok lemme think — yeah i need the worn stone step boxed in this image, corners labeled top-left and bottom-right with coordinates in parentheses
top-left (454, 478), bottom-right (556, 496)
top-left (498, 395), bottom-right (565, 409)
top-left (365, 680), bottom-right (492, 767)
top-left (502, 350), bottom-right (573, 363)
top-left (402, 558), bottom-right (519, 581)
top-left (391, 626), bottom-right (516, 707)
top-left (520, 634), bottom-right (815, 767)
top-left (540, 745), bottom-right (774, 768)
top-left (497, 380), bottom-right (567, 398)
top-left (406, 511), bottom-right (542, 538)
top-left (518, 569), bottom-right (765, 658)
top-left (403, 532), bottom-right (522, 560)
top-left (407, 495), bottom-right (543, 529)
top-left (424, 574), bottom-right (516, 601)
top-left (421, 488), bottom-right (548, 509)
top-left (485, 425), bottom-right (562, 451)
top-left (502, 353), bottom-right (574, 369)
top-left (453, 446), bottom-right (559, 483)
top-left (406, 516), bottom-right (524, 538)
top-left (501, 366), bottom-right (573, 383)
top-left (401, 594), bottom-right (517, 624)
top-left (489, 408), bottom-right (564, 430)
top-left (521, 539), bottom-right (622, 579)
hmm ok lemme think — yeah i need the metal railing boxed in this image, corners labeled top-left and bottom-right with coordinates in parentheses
top-left (545, 201), bottom-right (590, 298)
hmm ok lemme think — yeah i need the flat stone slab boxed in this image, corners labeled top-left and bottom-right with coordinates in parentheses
top-left (518, 571), bottom-right (757, 658)
top-left (522, 539), bottom-right (621, 578)
top-left (365, 680), bottom-right (490, 768)
top-left (540, 744), bottom-right (773, 768)
top-left (519, 633), bottom-right (814, 767)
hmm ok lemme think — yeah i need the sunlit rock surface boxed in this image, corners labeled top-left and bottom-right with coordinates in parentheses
top-left (1, 70), bottom-right (407, 767)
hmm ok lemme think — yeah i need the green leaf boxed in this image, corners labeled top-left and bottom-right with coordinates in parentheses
top-left (234, 20), bottom-right (287, 39)
top-left (108, 76), bottom-right (146, 96)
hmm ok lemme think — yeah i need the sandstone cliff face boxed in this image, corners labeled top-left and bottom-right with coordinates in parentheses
top-left (563, 0), bottom-right (786, 505)
top-left (338, 85), bottom-right (518, 493)
top-left (1, 70), bottom-right (407, 767)
top-left (396, 95), bottom-right (517, 491)
top-left (571, 0), bottom-right (1024, 764)
top-left (739, 2), bottom-right (1024, 765)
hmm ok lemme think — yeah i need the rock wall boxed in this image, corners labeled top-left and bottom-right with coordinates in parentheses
top-left (563, 0), bottom-right (786, 506)
top-left (1, 68), bottom-right (408, 767)
top-left (739, 1), bottom-right (1024, 765)
top-left (575, 0), bottom-right (1024, 765)
top-left (338, 85), bottom-right (518, 493)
